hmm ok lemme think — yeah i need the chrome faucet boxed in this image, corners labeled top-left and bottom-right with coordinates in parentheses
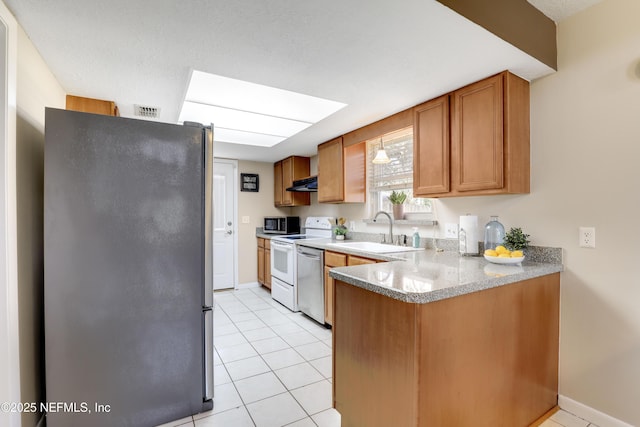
top-left (373, 211), bottom-right (393, 245)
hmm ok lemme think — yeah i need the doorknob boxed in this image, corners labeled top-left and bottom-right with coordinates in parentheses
top-left (226, 229), bottom-right (233, 235)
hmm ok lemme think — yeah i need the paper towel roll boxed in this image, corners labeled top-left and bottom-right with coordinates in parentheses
top-left (459, 215), bottom-right (479, 255)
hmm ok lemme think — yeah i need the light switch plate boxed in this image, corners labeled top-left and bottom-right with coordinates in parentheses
top-left (241, 216), bottom-right (250, 224)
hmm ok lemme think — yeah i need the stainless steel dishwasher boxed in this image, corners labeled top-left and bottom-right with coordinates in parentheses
top-left (296, 245), bottom-right (325, 324)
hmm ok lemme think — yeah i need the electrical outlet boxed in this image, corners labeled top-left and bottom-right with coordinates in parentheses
top-left (579, 226), bottom-right (596, 248)
top-left (241, 216), bottom-right (250, 224)
top-left (445, 223), bottom-right (459, 239)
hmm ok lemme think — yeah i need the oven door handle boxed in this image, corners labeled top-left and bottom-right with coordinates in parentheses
top-left (271, 240), bottom-right (293, 249)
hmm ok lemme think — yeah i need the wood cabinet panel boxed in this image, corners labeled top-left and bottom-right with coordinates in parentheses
top-left (264, 247), bottom-right (271, 289)
top-left (413, 71), bottom-right (530, 198)
top-left (451, 73), bottom-right (504, 192)
top-left (325, 251), bottom-right (347, 267)
top-left (318, 137), bottom-right (366, 203)
top-left (318, 137), bottom-right (344, 203)
top-left (274, 156), bottom-right (310, 207)
top-left (334, 281), bottom-right (418, 426)
top-left (347, 255), bottom-right (377, 266)
top-left (66, 95), bottom-right (119, 116)
top-left (324, 266), bottom-right (333, 325)
top-left (257, 245), bottom-right (265, 285)
top-left (324, 250), bottom-right (348, 326)
top-left (274, 162), bottom-right (283, 207)
top-left (343, 143), bottom-right (366, 203)
top-left (334, 273), bottom-right (559, 426)
top-left (281, 157), bottom-right (294, 206)
top-left (413, 95), bottom-right (450, 196)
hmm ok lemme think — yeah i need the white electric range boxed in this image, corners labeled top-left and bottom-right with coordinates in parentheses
top-left (270, 217), bottom-right (334, 312)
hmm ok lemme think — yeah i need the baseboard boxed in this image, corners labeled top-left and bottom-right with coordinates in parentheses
top-left (559, 395), bottom-right (634, 427)
top-left (235, 281), bottom-right (260, 289)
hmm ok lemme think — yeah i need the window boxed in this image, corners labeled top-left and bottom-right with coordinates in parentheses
top-left (367, 127), bottom-right (431, 216)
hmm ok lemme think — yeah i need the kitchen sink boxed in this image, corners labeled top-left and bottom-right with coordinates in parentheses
top-left (326, 241), bottom-right (424, 254)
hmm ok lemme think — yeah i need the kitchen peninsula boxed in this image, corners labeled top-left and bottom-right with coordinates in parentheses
top-left (312, 244), bottom-right (563, 427)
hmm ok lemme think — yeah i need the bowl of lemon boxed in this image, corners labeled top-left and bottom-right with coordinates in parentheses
top-left (484, 246), bottom-right (525, 265)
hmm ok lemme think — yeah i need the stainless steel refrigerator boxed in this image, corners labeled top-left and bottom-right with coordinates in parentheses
top-left (44, 108), bottom-right (214, 427)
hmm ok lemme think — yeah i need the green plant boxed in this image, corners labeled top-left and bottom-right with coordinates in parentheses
top-left (335, 217), bottom-right (348, 236)
top-left (504, 227), bottom-right (531, 251)
top-left (388, 190), bottom-right (407, 205)
top-left (334, 226), bottom-right (348, 236)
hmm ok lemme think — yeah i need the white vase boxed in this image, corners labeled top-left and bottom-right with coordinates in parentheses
top-left (335, 235), bottom-right (345, 240)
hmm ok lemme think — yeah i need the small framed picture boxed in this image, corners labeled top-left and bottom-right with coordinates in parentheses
top-left (241, 173), bottom-right (259, 192)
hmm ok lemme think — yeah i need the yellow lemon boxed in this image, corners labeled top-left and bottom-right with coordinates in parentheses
top-left (498, 253), bottom-right (511, 258)
top-left (484, 249), bottom-right (498, 257)
top-left (511, 250), bottom-right (524, 258)
top-left (495, 245), bottom-right (508, 254)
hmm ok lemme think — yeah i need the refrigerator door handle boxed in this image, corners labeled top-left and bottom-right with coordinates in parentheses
top-left (203, 125), bottom-right (214, 308)
top-left (204, 308), bottom-right (213, 401)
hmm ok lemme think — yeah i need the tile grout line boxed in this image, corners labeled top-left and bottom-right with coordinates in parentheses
top-left (213, 287), bottom-right (332, 426)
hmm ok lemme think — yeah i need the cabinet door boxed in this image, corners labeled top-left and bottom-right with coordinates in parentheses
top-left (318, 137), bottom-right (344, 203)
top-left (324, 266), bottom-right (333, 325)
top-left (347, 255), bottom-right (377, 266)
top-left (414, 95), bottom-right (450, 196)
top-left (66, 95), bottom-right (118, 116)
top-left (281, 157), bottom-right (294, 206)
top-left (257, 246), bottom-right (265, 285)
top-left (451, 74), bottom-right (504, 192)
top-left (343, 142), bottom-right (366, 203)
top-left (325, 251), bottom-right (347, 267)
top-left (273, 161), bottom-right (283, 207)
top-left (264, 249), bottom-right (271, 290)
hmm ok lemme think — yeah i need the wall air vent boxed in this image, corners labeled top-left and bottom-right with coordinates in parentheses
top-left (134, 104), bottom-right (160, 118)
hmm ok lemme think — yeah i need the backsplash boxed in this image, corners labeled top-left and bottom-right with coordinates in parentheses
top-left (342, 231), bottom-right (563, 264)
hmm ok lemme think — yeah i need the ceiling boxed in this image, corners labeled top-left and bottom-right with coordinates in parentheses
top-left (6, 0), bottom-right (600, 162)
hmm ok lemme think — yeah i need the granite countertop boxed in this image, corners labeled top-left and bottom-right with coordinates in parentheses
top-left (296, 238), bottom-right (563, 304)
top-left (256, 232), bottom-right (286, 239)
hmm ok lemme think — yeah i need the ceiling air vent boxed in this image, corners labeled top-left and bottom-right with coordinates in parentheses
top-left (134, 104), bottom-right (160, 118)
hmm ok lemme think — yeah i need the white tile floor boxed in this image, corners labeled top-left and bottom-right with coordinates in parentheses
top-left (158, 286), bottom-right (339, 427)
top-left (158, 286), bottom-right (597, 427)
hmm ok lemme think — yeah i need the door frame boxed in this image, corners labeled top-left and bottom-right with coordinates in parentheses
top-left (0, 3), bottom-right (21, 427)
top-left (213, 158), bottom-right (238, 289)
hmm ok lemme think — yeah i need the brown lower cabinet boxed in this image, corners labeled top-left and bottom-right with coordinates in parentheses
top-left (324, 251), bottom-right (382, 326)
top-left (333, 273), bottom-right (560, 427)
top-left (256, 238), bottom-right (271, 290)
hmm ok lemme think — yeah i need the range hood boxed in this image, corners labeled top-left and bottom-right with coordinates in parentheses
top-left (286, 176), bottom-right (318, 192)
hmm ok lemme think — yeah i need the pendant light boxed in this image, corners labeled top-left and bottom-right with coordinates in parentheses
top-left (372, 138), bottom-right (391, 164)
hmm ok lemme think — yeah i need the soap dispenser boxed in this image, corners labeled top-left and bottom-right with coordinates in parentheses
top-left (412, 227), bottom-right (420, 248)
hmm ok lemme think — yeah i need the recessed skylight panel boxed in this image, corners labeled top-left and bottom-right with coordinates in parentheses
top-left (178, 101), bottom-right (311, 137)
top-left (178, 70), bottom-right (347, 147)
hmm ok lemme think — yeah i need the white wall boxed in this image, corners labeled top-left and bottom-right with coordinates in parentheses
top-left (433, 0), bottom-right (640, 424)
top-left (15, 23), bottom-right (65, 427)
top-left (237, 160), bottom-right (289, 284)
top-left (291, 1), bottom-right (640, 423)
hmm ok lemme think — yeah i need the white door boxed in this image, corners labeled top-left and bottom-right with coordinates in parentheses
top-left (213, 159), bottom-right (237, 290)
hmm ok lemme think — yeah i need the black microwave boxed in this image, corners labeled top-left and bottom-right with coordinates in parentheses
top-left (263, 216), bottom-right (300, 234)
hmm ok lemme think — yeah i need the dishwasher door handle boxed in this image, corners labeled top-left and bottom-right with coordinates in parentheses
top-left (297, 251), bottom-right (321, 260)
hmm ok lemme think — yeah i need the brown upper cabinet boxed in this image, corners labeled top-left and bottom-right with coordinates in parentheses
top-left (274, 156), bottom-right (311, 207)
top-left (317, 137), bottom-right (366, 203)
top-left (66, 95), bottom-right (119, 117)
top-left (414, 95), bottom-right (450, 195)
top-left (413, 71), bottom-right (530, 197)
